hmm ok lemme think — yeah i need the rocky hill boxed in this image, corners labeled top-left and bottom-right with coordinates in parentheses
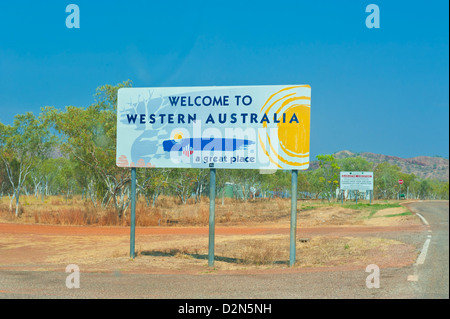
top-left (311, 150), bottom-right (449, 181)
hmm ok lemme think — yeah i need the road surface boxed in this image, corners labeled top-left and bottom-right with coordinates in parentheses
top-left (404, 201), bottom-right (449, 298)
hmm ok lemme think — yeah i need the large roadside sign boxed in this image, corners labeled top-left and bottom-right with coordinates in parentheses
top-left (116, 85), bottom-right (311, 170)
top-left (340, 171), bottom-right (374, 191)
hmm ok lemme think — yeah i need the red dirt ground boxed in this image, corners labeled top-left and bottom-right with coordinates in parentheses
top-left (0, 222), bottom-right (424, 237)
top-left (0, 221), bottom-right (425, 274)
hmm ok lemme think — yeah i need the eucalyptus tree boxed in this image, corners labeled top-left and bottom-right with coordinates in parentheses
top-left (337, 156), bottom-right (373, 172)
top-left (169, 168), bottom-right (197, 204)
top-left (43, 80), bottom-right (133, 217)
top-left (138, 167), bottom-right (171, 207)
top-left (316, 154), bottom-right (340, 201)
top-left (373, 162), bottom-right (401, 199)
top-left (0, 112), bottom-right (54, 216)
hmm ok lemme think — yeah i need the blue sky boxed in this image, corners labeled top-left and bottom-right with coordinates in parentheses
top-left (0, 0), bottom-right (448, 159)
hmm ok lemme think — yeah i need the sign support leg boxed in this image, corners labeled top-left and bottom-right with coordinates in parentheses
top-left (208, 168), bottom-right (216, 267)
top-left (289, 169), bottom-right (298, 267)
top-left (130, 167), bottom-right (136, 259)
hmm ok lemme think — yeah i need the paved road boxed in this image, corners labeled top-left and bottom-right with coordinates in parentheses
top-left (404, 201), bottom-right (449, 298)
top-left (0, 201), bottom-right (448, 301)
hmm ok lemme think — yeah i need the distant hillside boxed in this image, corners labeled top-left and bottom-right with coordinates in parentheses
top-left (310, 150), bottom-right (449, 181)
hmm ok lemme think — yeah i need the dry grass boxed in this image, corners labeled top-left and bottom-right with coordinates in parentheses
top-left (236, 239), bottom-right (286, 265)
top-left (0, 195), bottom-right (414, 228)
top-left (296, 236), bottom-right (387, 267)
top-left (0, 195), bottom-right (167, 227)
top-left (0, 195), bottom-right (290, 226)
top-left (216, 235), bottom-right (414, 268)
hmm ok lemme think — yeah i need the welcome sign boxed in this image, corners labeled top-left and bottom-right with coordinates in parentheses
top-left (116, 85), bottom-right (311, 170)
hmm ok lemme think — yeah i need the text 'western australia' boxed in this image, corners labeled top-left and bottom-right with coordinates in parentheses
top-left (125, 94), bottom-right (301, 126)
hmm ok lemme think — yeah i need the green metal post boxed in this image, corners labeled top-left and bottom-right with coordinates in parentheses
top-left (289, 169), bottom-right (298, 267)
top-left (130, 167), bottom-right (136, 259)
top-left (355, 190), bottom-right (358, 204)
top-left (208, 168), bottom-right (216, 267)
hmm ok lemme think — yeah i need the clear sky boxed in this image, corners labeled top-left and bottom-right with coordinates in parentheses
top-left (0, 0), bottom-right (448, 159)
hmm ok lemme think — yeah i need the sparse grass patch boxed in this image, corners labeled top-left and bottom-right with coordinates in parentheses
top-left (237, 240), bottom-right (284, 265)
top-left (367, 210), bottom-right (378, 219)
top-left (342, 202), bottom-right (406, 221)
top-left (136, 235), bottom-right (411, 269)
top-left (296, 236), bottom-right (396, 267)
top-left (380, 211), bottom-right (412, 218)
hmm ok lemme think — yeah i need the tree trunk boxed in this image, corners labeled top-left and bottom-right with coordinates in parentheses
top-left (15, 191), bottom-right (20, 217)
top-left (152, 191), bottom-right (159, 207)
top-left (9, 193), bottom-right (14, 212)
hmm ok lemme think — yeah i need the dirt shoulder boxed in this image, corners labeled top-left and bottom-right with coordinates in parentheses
top-left (0, 201), bottom-right (426, 275)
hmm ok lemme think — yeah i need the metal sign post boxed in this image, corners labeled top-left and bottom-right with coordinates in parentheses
top-left (130, 167), bottom-right (136, 258)
top-left (289, 169), bottom-right (298, 267)
top-left (208, 168), bottom-right (216, 267)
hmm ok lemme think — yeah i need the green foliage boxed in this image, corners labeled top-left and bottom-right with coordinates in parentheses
top-left (382, 211), bottom-right (412, 218)
top-left (374, 162), bottom-right (401, 199)
top-left (42, 80), bottom-right (133, 215)
top-left (169, 168), bottom-right (200, 204)
top-left (337, 156), bottom-right (373, 172)
top-left (0, 112), bottom-right (55, 215)
top-left (316, 154), bottom-right (340, 201)
top-left (138, 168), bottom-right (171, 206)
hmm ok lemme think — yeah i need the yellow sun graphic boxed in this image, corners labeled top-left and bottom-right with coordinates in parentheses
top-left (172, 131), bottom-right (184, 142)
top-left (258, 85), bottom-right (311, 169)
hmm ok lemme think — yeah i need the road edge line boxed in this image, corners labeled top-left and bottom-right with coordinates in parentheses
top-left (415, 213), bottom-right (429, 226)
top-left (415, 238), bottom-right (431, 265)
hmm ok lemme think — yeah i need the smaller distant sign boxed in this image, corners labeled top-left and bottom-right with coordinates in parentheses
top-left (340, 171), bottom-right (374, 191)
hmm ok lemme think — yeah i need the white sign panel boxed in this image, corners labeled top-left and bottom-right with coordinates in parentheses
top-left (340, 171), bottom-right (374, 191)
top-left (116, 85), bottom-right (311, 169)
